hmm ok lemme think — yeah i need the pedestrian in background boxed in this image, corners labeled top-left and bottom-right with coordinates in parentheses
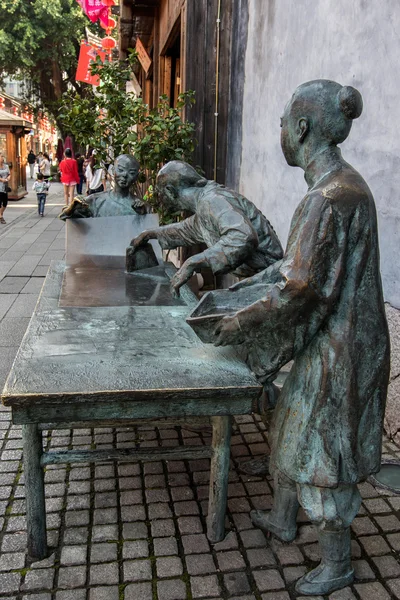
top-left (85, 153), bottom-right (106, 195)
top-left (32, 172), bottom-right (50, 217)
top-left (27, 149), bottom-right (36, 179)
top-left (40, 152), bottom-right (51, 181)
top-left (59, 148), bottom-right (79, 205)
top-left (0, 154), bottom-right (11, 224)
top-left (75, 152), bottom-right (85, 195)
top-left (36, 152), bottom-right (44, 174)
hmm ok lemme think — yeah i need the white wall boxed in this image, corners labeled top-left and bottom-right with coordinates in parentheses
top-left (238, 0), bottom-right (400, 308)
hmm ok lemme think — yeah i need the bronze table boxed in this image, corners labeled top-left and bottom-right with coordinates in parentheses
top-left (1, 261), bottom-right (262, 560)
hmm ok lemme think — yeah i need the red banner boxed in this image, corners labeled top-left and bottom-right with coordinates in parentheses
top-left (76, 0), bottom-right (109, 27)
top-left (76, 42), bottom-right (105, 86)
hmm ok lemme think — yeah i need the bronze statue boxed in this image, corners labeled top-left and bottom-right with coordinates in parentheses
top-left (130, 161), bottom-right (283, 295)
top-left (59, 154), bottom-right (146, 219)
top-left (213, 80), bottom-right (390, 595)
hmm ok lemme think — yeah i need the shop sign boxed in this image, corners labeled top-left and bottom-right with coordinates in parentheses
top-left (136, 38), bottom-right (152, 74)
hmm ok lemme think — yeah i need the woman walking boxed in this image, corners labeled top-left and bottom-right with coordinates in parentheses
top-left (59, 148), bottom-right (79, 205)
top-left (39, 152), bottom-right (51, 181)
top-left (0, 154), bottom-right (11, 224)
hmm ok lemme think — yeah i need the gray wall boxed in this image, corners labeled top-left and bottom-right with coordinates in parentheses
top-left (237, 0), bottom-right (400, 308)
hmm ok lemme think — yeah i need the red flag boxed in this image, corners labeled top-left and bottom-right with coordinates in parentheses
top-left (76, 42), bottom-right (106, 86)
top-left (76, 0), bottom-right (109, 27)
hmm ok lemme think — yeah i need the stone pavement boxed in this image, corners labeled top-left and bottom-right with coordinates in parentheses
top-left (0, 181), bottom-right (400, 599)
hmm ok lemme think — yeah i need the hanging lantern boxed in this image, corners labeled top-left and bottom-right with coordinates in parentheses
top-left (0, 97), bottom-right (4, 109)
top-left (101, 0), bottom-right (115, 6)
top-left (101, 17), bottom-right (116, 29)
top-left (101, 36), bottom-right (117, 50)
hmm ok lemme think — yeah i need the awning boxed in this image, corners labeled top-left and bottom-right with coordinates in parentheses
top-left (0, 108), bottom-right (33, 128)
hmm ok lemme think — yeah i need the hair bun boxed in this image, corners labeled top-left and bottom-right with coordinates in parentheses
top-left (338, 86), bottom-right (363, 120)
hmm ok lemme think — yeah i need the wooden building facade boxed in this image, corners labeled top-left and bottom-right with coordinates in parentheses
top-left (119, 0), bottom-right (247, 186)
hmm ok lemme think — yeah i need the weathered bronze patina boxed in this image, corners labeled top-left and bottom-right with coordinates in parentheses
top-left (131, 160), bottom-right (283, 295)
top-left (59, 154), bottom-right (146, 219)
top-left (211, 80), bottom-right (390, 595)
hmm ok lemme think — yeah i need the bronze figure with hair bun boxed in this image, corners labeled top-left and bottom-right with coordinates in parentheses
top-left (213, 80), bottom-right (390, 595)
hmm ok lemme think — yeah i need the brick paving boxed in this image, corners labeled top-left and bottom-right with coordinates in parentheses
top-left (0, 180), bottom-right (399, 599)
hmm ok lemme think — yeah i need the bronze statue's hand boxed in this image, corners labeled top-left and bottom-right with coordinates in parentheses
top-left (131, 230), bottom-right (154, 248)
top-left (214, 315), bottom-right (244, 346)
top-left (170, 260), bottom-right (195, 297)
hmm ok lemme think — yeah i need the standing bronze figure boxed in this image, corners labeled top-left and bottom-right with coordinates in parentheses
top-left (131, 161), bottom-right (283, 295)
top-left (214, 80), bottom-right (390, 595)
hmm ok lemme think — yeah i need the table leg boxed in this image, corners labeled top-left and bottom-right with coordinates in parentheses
top-left (207, 415), bottom-right (232, 543)
top-left (22, 424), bottom-right (47, 560)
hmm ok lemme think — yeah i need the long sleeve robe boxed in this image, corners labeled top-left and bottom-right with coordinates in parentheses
top-left (153, 182), bottom-right (283, 275)
top-left (233, 166), bottom-right (390, 488)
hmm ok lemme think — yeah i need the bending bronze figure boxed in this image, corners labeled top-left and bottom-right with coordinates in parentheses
top-left (131, 161), bottom-right (283, 295)
top-left (214, 80), bottom-right (390, 595)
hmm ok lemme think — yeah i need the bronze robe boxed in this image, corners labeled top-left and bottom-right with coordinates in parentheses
top-left (235, 166), bottom-right (390, 488)
top-left (85, 192), bottom-right (146, 217)
top-left (154, 182), bottom-right (283, 275)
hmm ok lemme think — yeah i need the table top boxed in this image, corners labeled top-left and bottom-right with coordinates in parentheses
top-left (2, 262), bottom-right (261, 408)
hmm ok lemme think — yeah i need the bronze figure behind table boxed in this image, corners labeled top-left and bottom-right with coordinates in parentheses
top-left (59, 154), bottom-right (146, 220)
top-left (130, 161), bottom-right (283, 295)
top-left (213, 80), bottom-right (390, 595)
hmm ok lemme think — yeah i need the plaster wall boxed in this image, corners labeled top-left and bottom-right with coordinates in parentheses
top-left (238, 0), bottom-right (400, 309)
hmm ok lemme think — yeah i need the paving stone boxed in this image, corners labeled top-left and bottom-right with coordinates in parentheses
top-left (123, 559), bottom-right (152, 581)
top-left (88, 587), bottom-right (119, 600)
top-left (22, 594), bottom-right (52, 600)
top-left (253, 569), bottom-right (285, 591)
top-left (240, 528), bottom-right (267, 548)
top-left (123, 539), bottom-right (148, 559)
top-left (354, 582), bottom-right (391, 599)
top-left (0, 277), bottom-right (29, 293)
top-left (216, 550), bottom-right (246, 571)
top-left (92, 524), bottom-right (118, 542)
top-left (1, 532), bottom-right (27, 552)
top-left (63, 527), bottom-right (89, 545)
top-left (177, 515), bottom-right (203, 534)
top-left (90, 562), bottom-right (119, 585)
top-left (151, 518), bottom-right (176, 537)
top-left (55, 590), bottom-right (86, 600)
top-left (58, 565), bottom-right (86, 589)
top-left (65, 510), bottom-right (90, 527)
top-left (353, 559), bottom-right (376, 580)
top-left (157, 579), bottom-right (187, 600)
top-left (261, 593), bottom-right (290, 600)
top-left (387, 579), bottom-right (400, 599)
top-left (123, 521), bottom-right (148, 539)
top-left (0, 572), bottom-right (21, 593)
top-left (124, 582), bottom-right (153, 600)
top-left (329, 587), bottom-right (357, 599)
top-left (372, 555), bottom-right (400, 577)
top-left (363, 498), bottom-right (391, 513)
top-left (90, 543), bottom-right (118, 563)
top-left (182, 533), bottom-right (210, 554)
top-left (21, 277), bottom-right (45, 294)
top-left (0, 551), bottom-right (25, 571)
top-left (352, 517), bottom-right (379, 535)
top-left (224, 571), bottom-right (251, 595)
top-left (246, 547), bottom-right (276, 567)
top-left (387, 532), bottom-right (400, 550)
top-left (283, 565), bottom-right (307, 583)
top-left (359, 535), bottom-right (391, 556)
top-left (186, 553), bottom-right (216, 575)
top-left (276, 544), bottom-right (304, 565)
top-left (153, 536), bottom-right (178, 556)
top-left (190, 575), bottom-right (221, 598)
top-left (156, 556), bottom-right (183, 578)
top-left (60, 545), bottom-right (87, 565)
top-left (375, 514), bottom-right (400, 532)
top-left (21, 568), bottom-right (54, 591)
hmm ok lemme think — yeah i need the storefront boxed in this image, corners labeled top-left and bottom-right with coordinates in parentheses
top-left (0, 108), bottom-right (31, 200)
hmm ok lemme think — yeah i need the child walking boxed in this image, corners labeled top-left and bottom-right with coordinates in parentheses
top-left (33, 173), bottom-right (50, 217)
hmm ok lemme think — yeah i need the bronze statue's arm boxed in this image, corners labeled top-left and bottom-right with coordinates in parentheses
top-left (214, 195), bottom-right (347, 348)
top-left (131, 215), bottom-right (203, 249)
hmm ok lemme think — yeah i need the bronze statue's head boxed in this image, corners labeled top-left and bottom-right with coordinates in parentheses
top-left (156, 161), bottom-right (207, 212)
top-left (114, 154), bottom-right (140, 190)
top-left (281, 80), bottom-right (363, 168)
